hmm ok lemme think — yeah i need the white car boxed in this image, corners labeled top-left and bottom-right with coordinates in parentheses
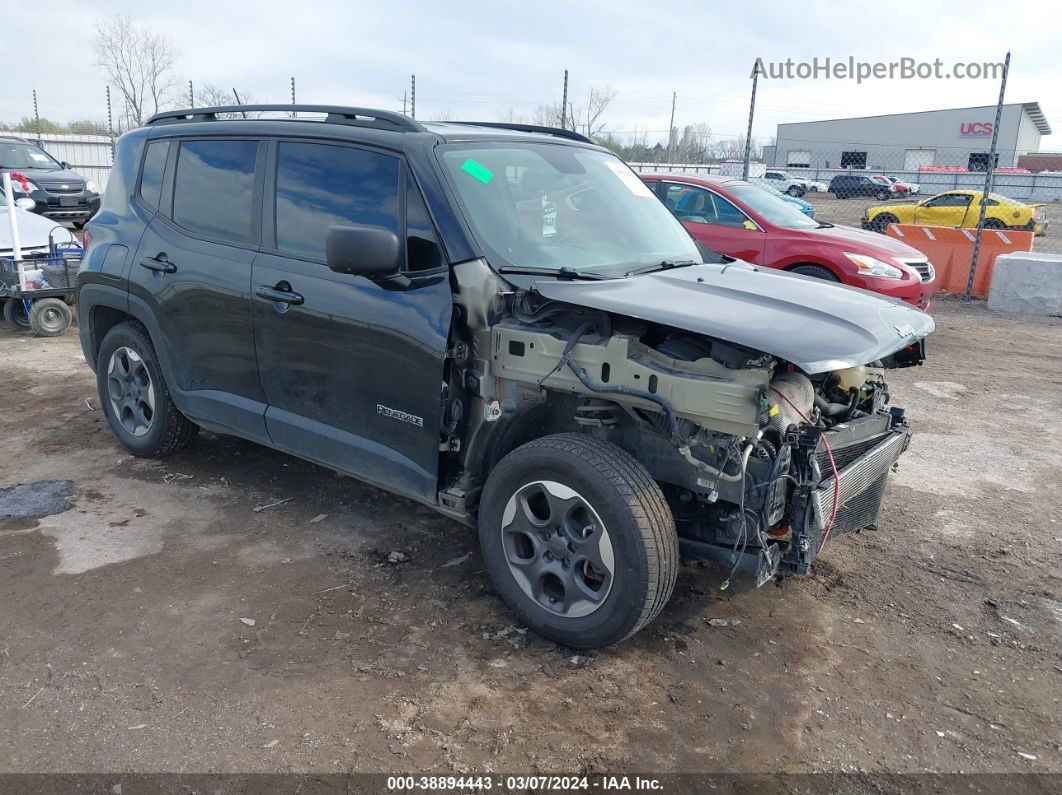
top-left (1, 197), bottom-right (71, 257)
top-left (800, 177), bottom-right (828, 192)
top-left (761, 169), bottom-right (809, 197)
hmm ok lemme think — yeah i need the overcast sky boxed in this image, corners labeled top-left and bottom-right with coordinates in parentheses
top-left (5, 0), bottom-right (1060, 149)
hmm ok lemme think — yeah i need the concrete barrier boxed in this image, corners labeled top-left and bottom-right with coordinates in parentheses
top-left (987, 252), bottom-right (1062, 316)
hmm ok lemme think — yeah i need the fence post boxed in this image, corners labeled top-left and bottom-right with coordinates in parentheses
top-left (965, 51), bottom-right (1010, 299)
top-left (742, 67), bottom-right (758, 180)
top-left (561, 70), bottom-right (569, 130)
top-left (106, 86), bottom-right (115, 159)
top-left (33, 90), bottom-right (42, 145)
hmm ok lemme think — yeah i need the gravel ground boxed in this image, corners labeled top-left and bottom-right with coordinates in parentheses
top-left (0, 300), bottom-right (1060, 777)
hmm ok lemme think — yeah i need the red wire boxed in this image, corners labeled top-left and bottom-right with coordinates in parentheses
top-left (768, 386), bottom-right (840, 553)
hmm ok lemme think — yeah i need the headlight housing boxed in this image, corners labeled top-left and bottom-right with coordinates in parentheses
top-left (86, 180), bottom-right (99, 194)
top-left (844, 252), bottom-right (905, 279)
top-left (13, 179), bottom-right (39, 194)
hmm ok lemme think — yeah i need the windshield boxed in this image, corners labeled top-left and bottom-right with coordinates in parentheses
top-left (438, 143), bottom-right (700, 274)
top-left (0, 141), bottom-right (62, 171)
top-left (725, 183), bottom-right (819, 229)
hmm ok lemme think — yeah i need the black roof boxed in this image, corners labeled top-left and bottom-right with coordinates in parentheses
top-left (146, 105), bottom-right (595, 146)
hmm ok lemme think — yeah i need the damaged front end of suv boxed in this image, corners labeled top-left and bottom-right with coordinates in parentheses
top-left (427, 132), bottom-right (933, 648)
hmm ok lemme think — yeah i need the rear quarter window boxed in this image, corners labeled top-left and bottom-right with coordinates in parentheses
top-left (138, 139), bottom-right (170, 210)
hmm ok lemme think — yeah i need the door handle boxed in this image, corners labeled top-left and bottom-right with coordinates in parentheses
top-left (256, 285), bottom-right (304, 305)
top-left (139, 255), bottom-right (176, 274)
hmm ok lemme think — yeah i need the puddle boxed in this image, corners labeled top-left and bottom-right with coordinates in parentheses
top-left (0, 480), bottom-right (74, 520)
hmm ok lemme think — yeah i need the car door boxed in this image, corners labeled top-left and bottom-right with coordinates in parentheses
top-left (660, 181), bottom-right (765, 263)
top-left (128, 136), bottom-right (270, 442)
top-left (914, 193), bottom-right (973, 227)
top-left (250, 139), bottom-right (452, 503)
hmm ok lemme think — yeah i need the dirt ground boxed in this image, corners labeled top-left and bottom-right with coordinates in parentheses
top-left (1, 299), bottom-right (1060, 777)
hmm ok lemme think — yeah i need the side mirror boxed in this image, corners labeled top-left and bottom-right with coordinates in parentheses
top-left (325, 224), bottom-right (401, 279)
top-left (61, 161), bottom-right (73, 169)
top-left (15, 197), bottom-right (36, 210)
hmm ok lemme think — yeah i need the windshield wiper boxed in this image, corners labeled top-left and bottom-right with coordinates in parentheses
top-left (624, 259), bottom-right (699, 277)
top-left (498, 266), bottom-right (612, 281)
top-left (816, 222), bottom-right (835, 229)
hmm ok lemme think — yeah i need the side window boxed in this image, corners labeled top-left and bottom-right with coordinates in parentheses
top-left (924, 193), bottom-right (971, 208)
top-left (663, 183), bottom-right (711, 222)
top-left (274, 141), bottom-right (399, 262)
top-left (707, 193), bottom-right (750, 228)
top-left (405, 175), bottom-right (442, 272)
top-left (138, 139), bottom-right (169, 210)
top-left (172, 139), bottom-right (258, 245)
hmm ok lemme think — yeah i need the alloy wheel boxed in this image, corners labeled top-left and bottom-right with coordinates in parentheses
top-left (107, 346), bottom-right (156, 437)
top-left (500, 480), bottom-right (615, 618)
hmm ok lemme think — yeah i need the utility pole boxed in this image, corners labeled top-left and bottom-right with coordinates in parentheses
top-left (666, 92), bottom-right (676, 164)
top-left (402, 91), bottom-right (407, 116)
top-left (188, 80), bottom-right (194, 107)
top-left (966, 50), bottom-right (1011, 299)
top-left (106, 86), bottom-right (115, 158)
top-left (410, 74), bottom-right (416, 119)
top-left (291, 76), bottom-right (296, 117)
top-left (561, 69), bottom-right (569, 130)
top-left (742, 65), bottom-right (759, 180)
top-left (33, 90), bottom-right (41, 144)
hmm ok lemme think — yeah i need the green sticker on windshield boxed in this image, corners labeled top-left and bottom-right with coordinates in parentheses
top-left (461, 158), bottom-right (494, 184)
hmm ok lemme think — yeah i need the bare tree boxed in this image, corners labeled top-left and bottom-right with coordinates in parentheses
top-left (195, 84), bottom-right (259, 118)
top-left (95, 16), bottom-right (179, 128)
top-left (578, 86), bottom-right (616, 139)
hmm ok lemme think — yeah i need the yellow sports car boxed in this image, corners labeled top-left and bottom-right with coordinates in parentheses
top-left (862, 190), bottom-right (1047, 236)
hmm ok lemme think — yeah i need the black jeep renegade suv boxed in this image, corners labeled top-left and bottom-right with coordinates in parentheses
top-left (77, 105), bottom-right (932, 648)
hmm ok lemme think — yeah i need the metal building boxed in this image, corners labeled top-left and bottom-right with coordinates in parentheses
top-left (767, 103), bottom-right (1051, 171)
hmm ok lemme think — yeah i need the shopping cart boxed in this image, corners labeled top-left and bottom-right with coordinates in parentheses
top-left (1, 230), bottom-right (83, 336)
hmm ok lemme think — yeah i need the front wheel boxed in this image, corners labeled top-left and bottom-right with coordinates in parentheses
top-left (875, 190), bottom-right (890, 201)
top-left (29, 297), bottom-right (73, 336)
top-left (96, 322), bottom-right (199, 457)
top-left (787, 185), bottom-right (804, 197)
top-left (983, 219), bottom-right (1006, 230)
top-left (869, 213), bottom-right (899, 234)
top-left (479, 434), bottom-right (678, 648)
top-left (790, 264), bottom-right (840, 282)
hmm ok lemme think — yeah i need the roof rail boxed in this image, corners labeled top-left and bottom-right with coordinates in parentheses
top-left (146, 105), bottom-right (424, 133)
top-left (446, 121), bottom-right (594, 144)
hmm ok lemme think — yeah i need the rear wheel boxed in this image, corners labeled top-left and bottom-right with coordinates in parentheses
top-left (96, 322), bottom-right (198, 458)
top-left (28, 298), bottom-right (72, 337)
top-left (479, 433), bottom-right (677, 648)
top-left (3, 298), bottom-right (31, 329)
top-left (790, 264), bottom-right (840, 282)
top-left (869, 213), bottom-right (899, 234)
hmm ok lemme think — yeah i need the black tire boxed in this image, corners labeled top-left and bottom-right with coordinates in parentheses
top-left (869, 213), bottom-right (899, 234)
top-left (833, 191), bottom-right (846, 199)
top-left (478, 433), bottom-right (677, 649)
top-left (790, 264), bottom-right (840, 282)
top-left (786, 185), bottom-right (804, 197)
top-left (983, 219), bottom-right (1006, 230)
top-left (875, 190), bottom-right (889, 201)
top-left (96, 322), bottom-right (198, 458)
top-left (3, 298), bottom-right (31, 329)
top-left (28, 298), bottom-right (72, 337)
top-left (62, 293), bottom-right (76, 306)
top-left (72, 221), bottom-right (85, 230)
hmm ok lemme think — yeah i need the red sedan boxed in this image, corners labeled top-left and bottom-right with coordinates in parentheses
top-left (641, 174), bottom-right (934, 308)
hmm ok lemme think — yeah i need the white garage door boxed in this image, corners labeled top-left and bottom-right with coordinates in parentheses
top-left (904, 149), bottom-right (935, 170)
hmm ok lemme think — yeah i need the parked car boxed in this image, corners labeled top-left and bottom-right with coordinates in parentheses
top-left (78, 106), bottom-right (933, 649)
top-left (885, 176), bottom-right (919, 195)
top-left (761, 169), bottom-right (807, 197)
top-left (863, 190), bottom-right (1048, 236)
top-left (749, 178), bottom-right (815, 217)
top-left (643, 173), bottom-right (934, 308)
top-left (798, 176), bottom-right (828, 193)
top-left (829, 173), bottom-right (897, 200)
top-left (873, 175), bottom-right (908, 195)
top-left (0, 135), bottom-right (101, 228)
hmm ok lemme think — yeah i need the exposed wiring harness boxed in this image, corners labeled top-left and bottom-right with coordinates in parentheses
top-left (539, 320), bottom-right (683, 444)
top-left (769, 385), bottom-right (840, 554)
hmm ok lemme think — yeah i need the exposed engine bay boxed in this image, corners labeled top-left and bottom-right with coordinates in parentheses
top-left (439, 258), bottom-right (928, 586)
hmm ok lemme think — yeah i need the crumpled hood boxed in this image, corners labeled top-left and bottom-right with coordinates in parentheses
top-left (533, 261), bottom-right (935, 374)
